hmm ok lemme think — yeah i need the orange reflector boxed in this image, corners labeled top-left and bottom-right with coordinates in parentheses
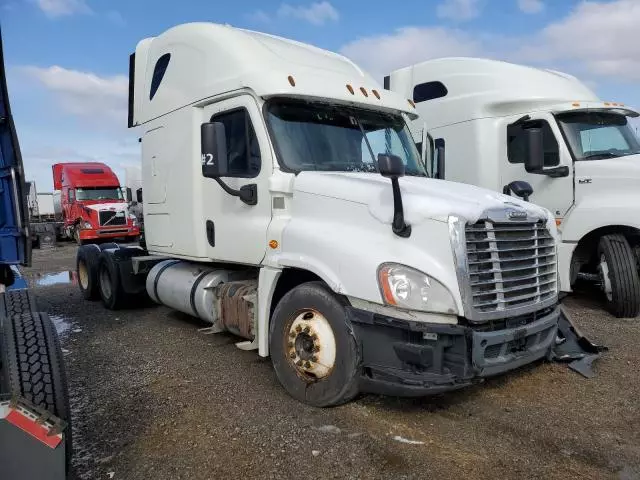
top-left (346, 84), bottom-right (354, 95)
top-left (372, 89), bottom-right (380, 99)
top-left (555, 219), bottom-right (562, 226)
top-left (378, 268), bottom-right (397, 306)
top-left (269, 240), bottom-right (278, 249)
top-left (360, 87), bottom-right (368, 97)
top-left (287, 75), bottom-right (295, 87)
top-left (604, 102), bottom-right (611, 106)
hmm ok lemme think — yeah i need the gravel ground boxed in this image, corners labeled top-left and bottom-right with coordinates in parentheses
top-left (20, 244), bottom-right (640, 480)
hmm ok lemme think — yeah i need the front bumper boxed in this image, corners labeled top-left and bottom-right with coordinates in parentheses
top-left (348, 306), bottom-right (559, 397)
top-left (79, 227), bottom-right (140, 241)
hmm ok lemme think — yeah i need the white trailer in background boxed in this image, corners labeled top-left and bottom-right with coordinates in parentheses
top-left (385, 58), bottom-right (640, 317)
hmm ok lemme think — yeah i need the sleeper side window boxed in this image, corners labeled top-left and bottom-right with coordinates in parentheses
top-left (507, 120), bottom-right (560, 167)
top-left (150, 53), bottom-right (171, 100)
top-left (210, 109), bottom-right (261, 178)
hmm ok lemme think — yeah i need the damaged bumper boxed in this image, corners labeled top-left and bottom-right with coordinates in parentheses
top-left (349, 306), bottom-right (560, 397)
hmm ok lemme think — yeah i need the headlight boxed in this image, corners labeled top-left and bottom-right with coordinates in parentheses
top-left (377, 263), bottom-right (458, 315)
top-left (83, 222), bottom-right (92, 229)
top-left (129, 214), bottom-right (138, 226)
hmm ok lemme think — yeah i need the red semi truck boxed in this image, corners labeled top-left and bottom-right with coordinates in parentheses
top-left (53, 162), bottom-right (140, 244)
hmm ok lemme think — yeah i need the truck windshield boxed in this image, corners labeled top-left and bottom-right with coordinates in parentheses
top-left (266, 99), bottom-right (426, 176)
top-left (76, 187), bottom-right (123, 201)
top-left (556, 111), bottom-right (640, 161)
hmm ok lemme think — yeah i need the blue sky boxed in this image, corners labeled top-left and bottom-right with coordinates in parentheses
top-left (2, 0), bottom-right (639, 191)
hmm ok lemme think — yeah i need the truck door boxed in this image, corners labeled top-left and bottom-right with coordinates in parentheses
top-left (500, 113), bottom-right (574, 218)
top-left (0, 28), bottom-right (30, 267)
top-left (201, 95), bottom-right (272, 264)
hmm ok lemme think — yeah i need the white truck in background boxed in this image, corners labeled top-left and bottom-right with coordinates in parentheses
top-left (385, 58), bottom-right (640, 317)
top-left (75, 24), bottom-right (601, 406)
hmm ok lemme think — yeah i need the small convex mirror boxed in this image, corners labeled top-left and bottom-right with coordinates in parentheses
top-left (201, 122), bottom-right (228, 178)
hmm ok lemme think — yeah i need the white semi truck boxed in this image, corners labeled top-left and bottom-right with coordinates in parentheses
top-left (385, 58), bottom-right (640, 318)
top-left (76, 24), bottom-right (600, 406)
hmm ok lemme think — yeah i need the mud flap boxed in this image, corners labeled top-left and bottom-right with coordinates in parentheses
top-left (552, 306), bottom-right (608, 378)
top-left (0, 398), bottom-right (68, 479)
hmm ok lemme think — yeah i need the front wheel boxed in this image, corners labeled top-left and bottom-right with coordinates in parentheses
top-left (598, 234), bottom-right (640, 318)
top-left (269, 282), bottom-right (360, 407)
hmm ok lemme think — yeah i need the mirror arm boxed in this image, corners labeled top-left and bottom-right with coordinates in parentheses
top-left (391, 178), bottom-right (411, 238)
top-left (214, 178), bottom-right (258, 206)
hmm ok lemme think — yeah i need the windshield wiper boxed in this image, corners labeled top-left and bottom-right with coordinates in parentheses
top-left (582, 152), bottom-right (620, 160)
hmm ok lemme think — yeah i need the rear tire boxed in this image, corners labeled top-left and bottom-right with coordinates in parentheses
top-left (98, 252), bottom-right (126, 310)
top-left (269, 282), bottom-right (360, 407)
top-left (0, 290), bottom-right (72, 470)
top-left (598, 234), bottom-right (640, 318)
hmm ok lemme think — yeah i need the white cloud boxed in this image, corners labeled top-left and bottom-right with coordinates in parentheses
top-left (520, 0), bottom-right (640, 81)
top-left (35, 0), bottom-right (91, 18)
top-left (20, 65), bottom-right (128, 126)
top-left (106, 10), bottom-right (126, 26)
top-left (277, 1), bottom-right (339, 25)
top-left (341, 27), bottom-right (483, 78)
top-left (518, 0), bottom-right (544, 14)
top-left (246, 9), bottom-right (271, 23)
top-left (436, 0), bottom-right (482, 21)
top-left (341, 0), bottom-right (640, 84)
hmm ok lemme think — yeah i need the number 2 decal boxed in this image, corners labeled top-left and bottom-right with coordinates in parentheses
top-left (201, 154), bottom-right (214, 165)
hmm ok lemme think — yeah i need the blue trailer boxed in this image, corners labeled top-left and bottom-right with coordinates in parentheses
top-left (0, 25), bottom-right (71, 479)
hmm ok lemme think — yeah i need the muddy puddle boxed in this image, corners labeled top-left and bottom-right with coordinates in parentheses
top-left (33, 271), bottom-right (77, 287)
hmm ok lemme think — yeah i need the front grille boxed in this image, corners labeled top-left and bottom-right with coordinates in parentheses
top-left (465, 220), bottom-right (557, 315)
top-left (99, 210), bottom-right (126, 226)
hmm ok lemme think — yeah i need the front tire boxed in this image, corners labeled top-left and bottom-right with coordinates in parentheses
top-left (269, 282), bottom-right (360, 407)
top-left (77, 244), bottom-right (101, 300)
top-left (598, 234), bottom-right (640, 318)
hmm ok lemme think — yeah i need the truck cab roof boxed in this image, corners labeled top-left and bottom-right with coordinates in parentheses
top-left (129, 22), bottom-right (417, 127)
top-left (52, 162), bottom-right (121, 190)
top-left (387, 57), bottom-right (639, 128)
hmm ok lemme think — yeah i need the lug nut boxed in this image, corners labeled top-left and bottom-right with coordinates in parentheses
top-left (296, 325), bottom-right (302, 332)
top-left (304, 361), bottom-right (311, 368)
top-left (290, 352), bottom-right (296, 359)
top-left (288, 342), bottom-right (294, 348)
top-left (296, 360), bottom-right (303, 366)
top-left (303, 326), bottom-right (310, 334)
top-left (311, 356), bottom-right (318, 362)
top-left (289, 332), bottom-right (296, 338)
top-left (313, 346), bottom-right (320, 353)
top-left (311, 334), bottom-right (318, 340)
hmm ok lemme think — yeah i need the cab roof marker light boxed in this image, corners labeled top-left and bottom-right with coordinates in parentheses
top-left (346, 84), bottom-right (354, 95)
top-left (572, 102), bottom-right (580, 107)
top-left (287, 75), bottom-right (295, 87)
top-left (372, 89), bottom-right (380, 99)
top-left (360, 87), bottom-right (368, 97)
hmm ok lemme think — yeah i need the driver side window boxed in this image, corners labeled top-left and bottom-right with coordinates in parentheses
top-left (210, 108), bottom-right (261, 178)
top-left (507, 120), bottom-right (560, 167)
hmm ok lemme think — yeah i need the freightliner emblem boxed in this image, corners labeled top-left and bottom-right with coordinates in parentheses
top-left (507, 209), bottom-right (528, 220)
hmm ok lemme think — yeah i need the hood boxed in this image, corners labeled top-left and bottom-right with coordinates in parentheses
top-left (83, 202), bottom-right (129, 213)
top-left (294, 172), bottom-right (549, 225)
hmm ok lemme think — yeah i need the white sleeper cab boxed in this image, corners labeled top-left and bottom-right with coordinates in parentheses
top-left (75, 24), bottom-right (598, 406)
top-left (385, 58), bottom-right (640, 318)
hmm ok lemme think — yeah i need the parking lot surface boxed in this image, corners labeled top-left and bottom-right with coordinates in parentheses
top-left (23, 244), bottom-right (640, 480)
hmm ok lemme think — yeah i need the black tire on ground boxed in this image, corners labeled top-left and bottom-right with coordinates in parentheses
top-left (269, 281), bottom-right (360, 407)
top-left (598, 234), bottom-right (640, 318)
top-left (98, 249), bottom-right (142, 310)
top-left (76, 244), bottom-right (102, 301)
top-left (0, 290), bottom-right (72, 468)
